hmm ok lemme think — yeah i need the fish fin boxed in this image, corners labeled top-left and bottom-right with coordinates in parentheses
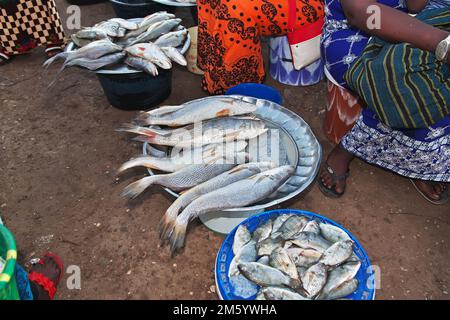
top-left (147, 104), bottom-right (184, 116)
top-left (169, 221), bottom-right (188, 257)
top-left (43, 52), bottom-right (68, 69)
top-left (133, 112), bottom-right (151, 126)
top-left (47, 63), bottom-right (67, 88)
top-left (158, 205), bottom-right (180, 244)
top-left (116, 123), bottom-right (160, 138)
top-left (121, 176), bottom-right (157, 199)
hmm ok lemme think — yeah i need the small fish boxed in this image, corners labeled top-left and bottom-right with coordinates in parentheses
top-left (252, 220), bottom-right (272, 243)
top-left (256, 237), bottom-right (283, 256)
top-left (228, 240), bottom-right (257, 278)
top-left (324, 279), bottom-right (359, 300)
top-left (269, 247), bottom-right (298, 280)
top-left (291, 232), bottom-right (332, 253)
top-left (166, 166), bottom-right (294, 255)
top-left (161, 47), bottom-right (187, 66)
top-left (319, 223), bottom-right (351, 243)
top-left (238, 262), bottom-right (301, 288)
top-left (271, 214), bottom-right (293, 236)
top-left (256, 256), bottom-right (270, 265)
top-left (287, 247), bottom-right (322, 268)
top-left (121, 161), bottom-right (242, 199)
top-left (154, 29), bottom-right (188, 48)
top-left (262, 287), bottom-right (310, 301)
top-left (133, 97), bottom-right (257, 127)
top-left (319, 240), bottom-right (354, 267)
top-left (124, 56), bottom-right (159, 76)
top-left (233, 225), bottom-right (252, 255)
top-left (275, 215), bottom-right (309, 240)
top-left (125, 43), bottom-right (172, 69)
top-left (301, 263), bottom-right (328, 298)
top-left (318, 261), bottom-right (361, 299)
top-left (302, 220), bottom-right (320, 234)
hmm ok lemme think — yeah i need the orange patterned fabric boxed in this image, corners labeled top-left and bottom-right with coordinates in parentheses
top-left (324, 80), bottom-right (363, 144)
top-left (198, 0), bottom-right (324, 95)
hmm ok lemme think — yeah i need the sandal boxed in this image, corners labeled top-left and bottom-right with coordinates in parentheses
top-left (318, 163), bottom-right (350, 198)
top-left (45, 46), bottom-right (63, 58)
top-left (410, 179), bottom-right (449, 205)
top-left (28, 252), bottom-right (64, 300)
top-left (0, 52), bottom-right (12, 66)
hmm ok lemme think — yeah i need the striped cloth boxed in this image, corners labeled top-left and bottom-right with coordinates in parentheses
top-left (344, 8), bottom-right (450, 129)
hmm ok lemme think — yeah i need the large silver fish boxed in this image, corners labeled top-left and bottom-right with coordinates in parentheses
top-left (124, 56), bottom-right (159, 76)
top-left (129, 18), bottom-right (182, 45)
top-left (121, 159), bottom-right (246, 199)
top-left (63, 52), bottom-right (126, 71)
top-left (108, 18), bottom-right (139, 30)
top-left (238, 262), bottom-right (301, 288)
top-left (119, 12), bottom-right (176, 43)
top-left (134, 97), bottom-right (258, 127)
top-left (160, 47), bottom-right (187, 66)
top-left (125, 43), bottom-right (172, 69)
top-left (167, 166), bottom-right (294, 254)
top-left (154, 29), bottom-right (188, 48)
top-left (127, 118), bottom-right (267, 149)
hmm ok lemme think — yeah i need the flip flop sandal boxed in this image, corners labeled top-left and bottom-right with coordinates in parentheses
top-left (409, 179), bottom-right (449, 205)
top-left (28, 252), bottom-right (64, 299)
top-left (45, 46), bottom-right (63, 58)
top-left (318, 163), bottom-right (350, 198)
top-left (0, 53), bottom-right (12, 66)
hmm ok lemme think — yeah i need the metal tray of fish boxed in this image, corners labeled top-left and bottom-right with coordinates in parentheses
top-left (65, 20), bottom-right (191, 75)
top-left (152, 0), bottom-right (196, 7)
top-left (215, 209), bottom-right (376, 300)
top-left (142, 95), bottom-right (322, 212)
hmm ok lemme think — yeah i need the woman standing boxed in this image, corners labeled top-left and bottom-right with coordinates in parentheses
top-left (197, 0), bottom-right (325, 94)
top-left (320, 0), bottom-right (450, 204)
top-left (0, 0), bottom-right (66, 65)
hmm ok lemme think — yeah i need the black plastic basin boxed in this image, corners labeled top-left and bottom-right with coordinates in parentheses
top-left (109, 0), bottom-right (175, 19)
top-left (96, 69), bottom-right (172, 111)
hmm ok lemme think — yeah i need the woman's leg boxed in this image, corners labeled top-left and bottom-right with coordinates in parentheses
top-left (42, 0), bottom-right (66, 58)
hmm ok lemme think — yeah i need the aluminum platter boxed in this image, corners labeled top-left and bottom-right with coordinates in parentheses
top-left (142, 95), bottom-right (322, 214)
top-left (65, 18), bottom-right (191, 75)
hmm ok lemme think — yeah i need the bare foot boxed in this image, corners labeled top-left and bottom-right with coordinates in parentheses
top-left (412, 180), bottom-right (448, 203)
top-left (319, 144), bottom-right (354, 196)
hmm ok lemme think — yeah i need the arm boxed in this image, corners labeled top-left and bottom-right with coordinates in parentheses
top-left (406, 0), bottom-right (429, 13)
top-left (341, 0), bottom-right (449, 53)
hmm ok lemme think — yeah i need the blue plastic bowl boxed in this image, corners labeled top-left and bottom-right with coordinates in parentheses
top-left (225, 83), bottom-right (283, 105)
top-left (215, 209), bottom-right (376, 300)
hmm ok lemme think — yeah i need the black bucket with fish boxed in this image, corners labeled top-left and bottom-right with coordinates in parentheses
top-left (109, 0), bottom-right (175, 19)
top-left (97, 69), bottom-right (172, 110)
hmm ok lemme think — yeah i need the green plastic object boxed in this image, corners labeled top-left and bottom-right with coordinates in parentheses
top-left (0, 225), bottom-right (20, 300)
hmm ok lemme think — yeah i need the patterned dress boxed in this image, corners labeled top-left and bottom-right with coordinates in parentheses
top-left (0, 0), bottom-right (65, 59)
top-left (197, 0), bottom-right (324, 94)
top-left (322, 0), bottom-right (450, 182)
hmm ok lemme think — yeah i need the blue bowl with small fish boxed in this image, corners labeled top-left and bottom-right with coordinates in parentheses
top-left (215, 209), bottom-right (376, 300)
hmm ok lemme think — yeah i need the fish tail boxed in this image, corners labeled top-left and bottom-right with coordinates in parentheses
top-left (47, 63), bottom-right (67, 89)
top-left (121, 176), bottom-right (157, 199)
top-left (133, 112), bottom-right (152, 126)
top-left (169, 221), bottom-right (188, 257)
top-left (43, 52), bottom-right (68, 68)
top-left (158, 206), bottom-right (178, 244)
top-left (117, 157), bottom-right (155, 174)
top-left (116, 123), bottom-right (159, 139)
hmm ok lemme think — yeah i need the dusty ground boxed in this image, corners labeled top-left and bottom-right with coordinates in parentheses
top-left (0, 1), bottom-right (449, 300)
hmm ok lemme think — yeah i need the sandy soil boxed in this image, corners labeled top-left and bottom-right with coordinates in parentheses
top-left (0, 1), bottom-right (448, 300)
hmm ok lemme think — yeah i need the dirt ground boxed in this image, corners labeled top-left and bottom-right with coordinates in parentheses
top-left (0, 1), bottom-right (449, 300)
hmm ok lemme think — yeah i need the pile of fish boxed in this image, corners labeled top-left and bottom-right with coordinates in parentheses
top-left (117, 97), bottom-right (296, 256)
top-left (44, 12), bottom-right (188, 76)
top-left (229, 214), bottom-right (362, 300)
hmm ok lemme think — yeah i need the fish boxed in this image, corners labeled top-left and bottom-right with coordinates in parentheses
top-left (44, 39), bottom-right (122, 68)
top-left (125, 43), bottom-right (172, 69)
top-left (291, 232), bottom-right (332, 253)
top-left (274, 215), bottom-right (309, 240)
top-left (75, 27), bottom-right (108, 40)
top-left (301, 263), bottom-right (328, 298)
top-left (129, 19), bottom-right (182, 45)
top-left (262, 287), bottom-right (310, 301)
top-left (252, 220), bottom-right (272, 243)
top-left (256, 256), bottom-right (270, 265)
top-left (319, 223), bottom-right (352, 243)
top-left (318, 261), bottom-right (361, 300)
top-left (238, 262), bottom-right (301, 288)
top-left (159, 161), bottom-right (271, 241)
top-left (121, 160), bottom-right (244, 199)
top-left (108, 18), bottom-right (139, 30)
top-left (124, 56), bottom-right (159, 76)
top-left (324, 279), bottom-right (359, 300)
top-left (166, 166), bottom-right (294, 254)
top-left (302, 220), bottom-right (320, 234)
top-left (228, 240), bottom-right (257, 278)
top-left (296, 266), bottom-right (307, 278)
top-left (128, 117), bottom-right (268, 148)
top-left (160, 47), bottom-right (187, 66)
top-left (63, 52), bottom-right (126, 71)
top-left (233, 225), bottom-right (252, 256)
top-left (94, 21), bottom-right (124, 38)
top-left (133, 97), bottom-right (258, 127)
top-left (120, 12), bottom-right (176, 42)
top-left (271, 214), bottom-right (293, 236)
top-left (287, 247), bottom-right (322, 268)
top-left (269, 247), bottom-right (299, 280)
top-left (319, 240), bottom-right (354, 267)
top-left (256, 237), bottom-right (283, 256)
top-left (70, 34), bottom-right (95, 48)
top-left (154, 29), bottom-right (188, 48)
